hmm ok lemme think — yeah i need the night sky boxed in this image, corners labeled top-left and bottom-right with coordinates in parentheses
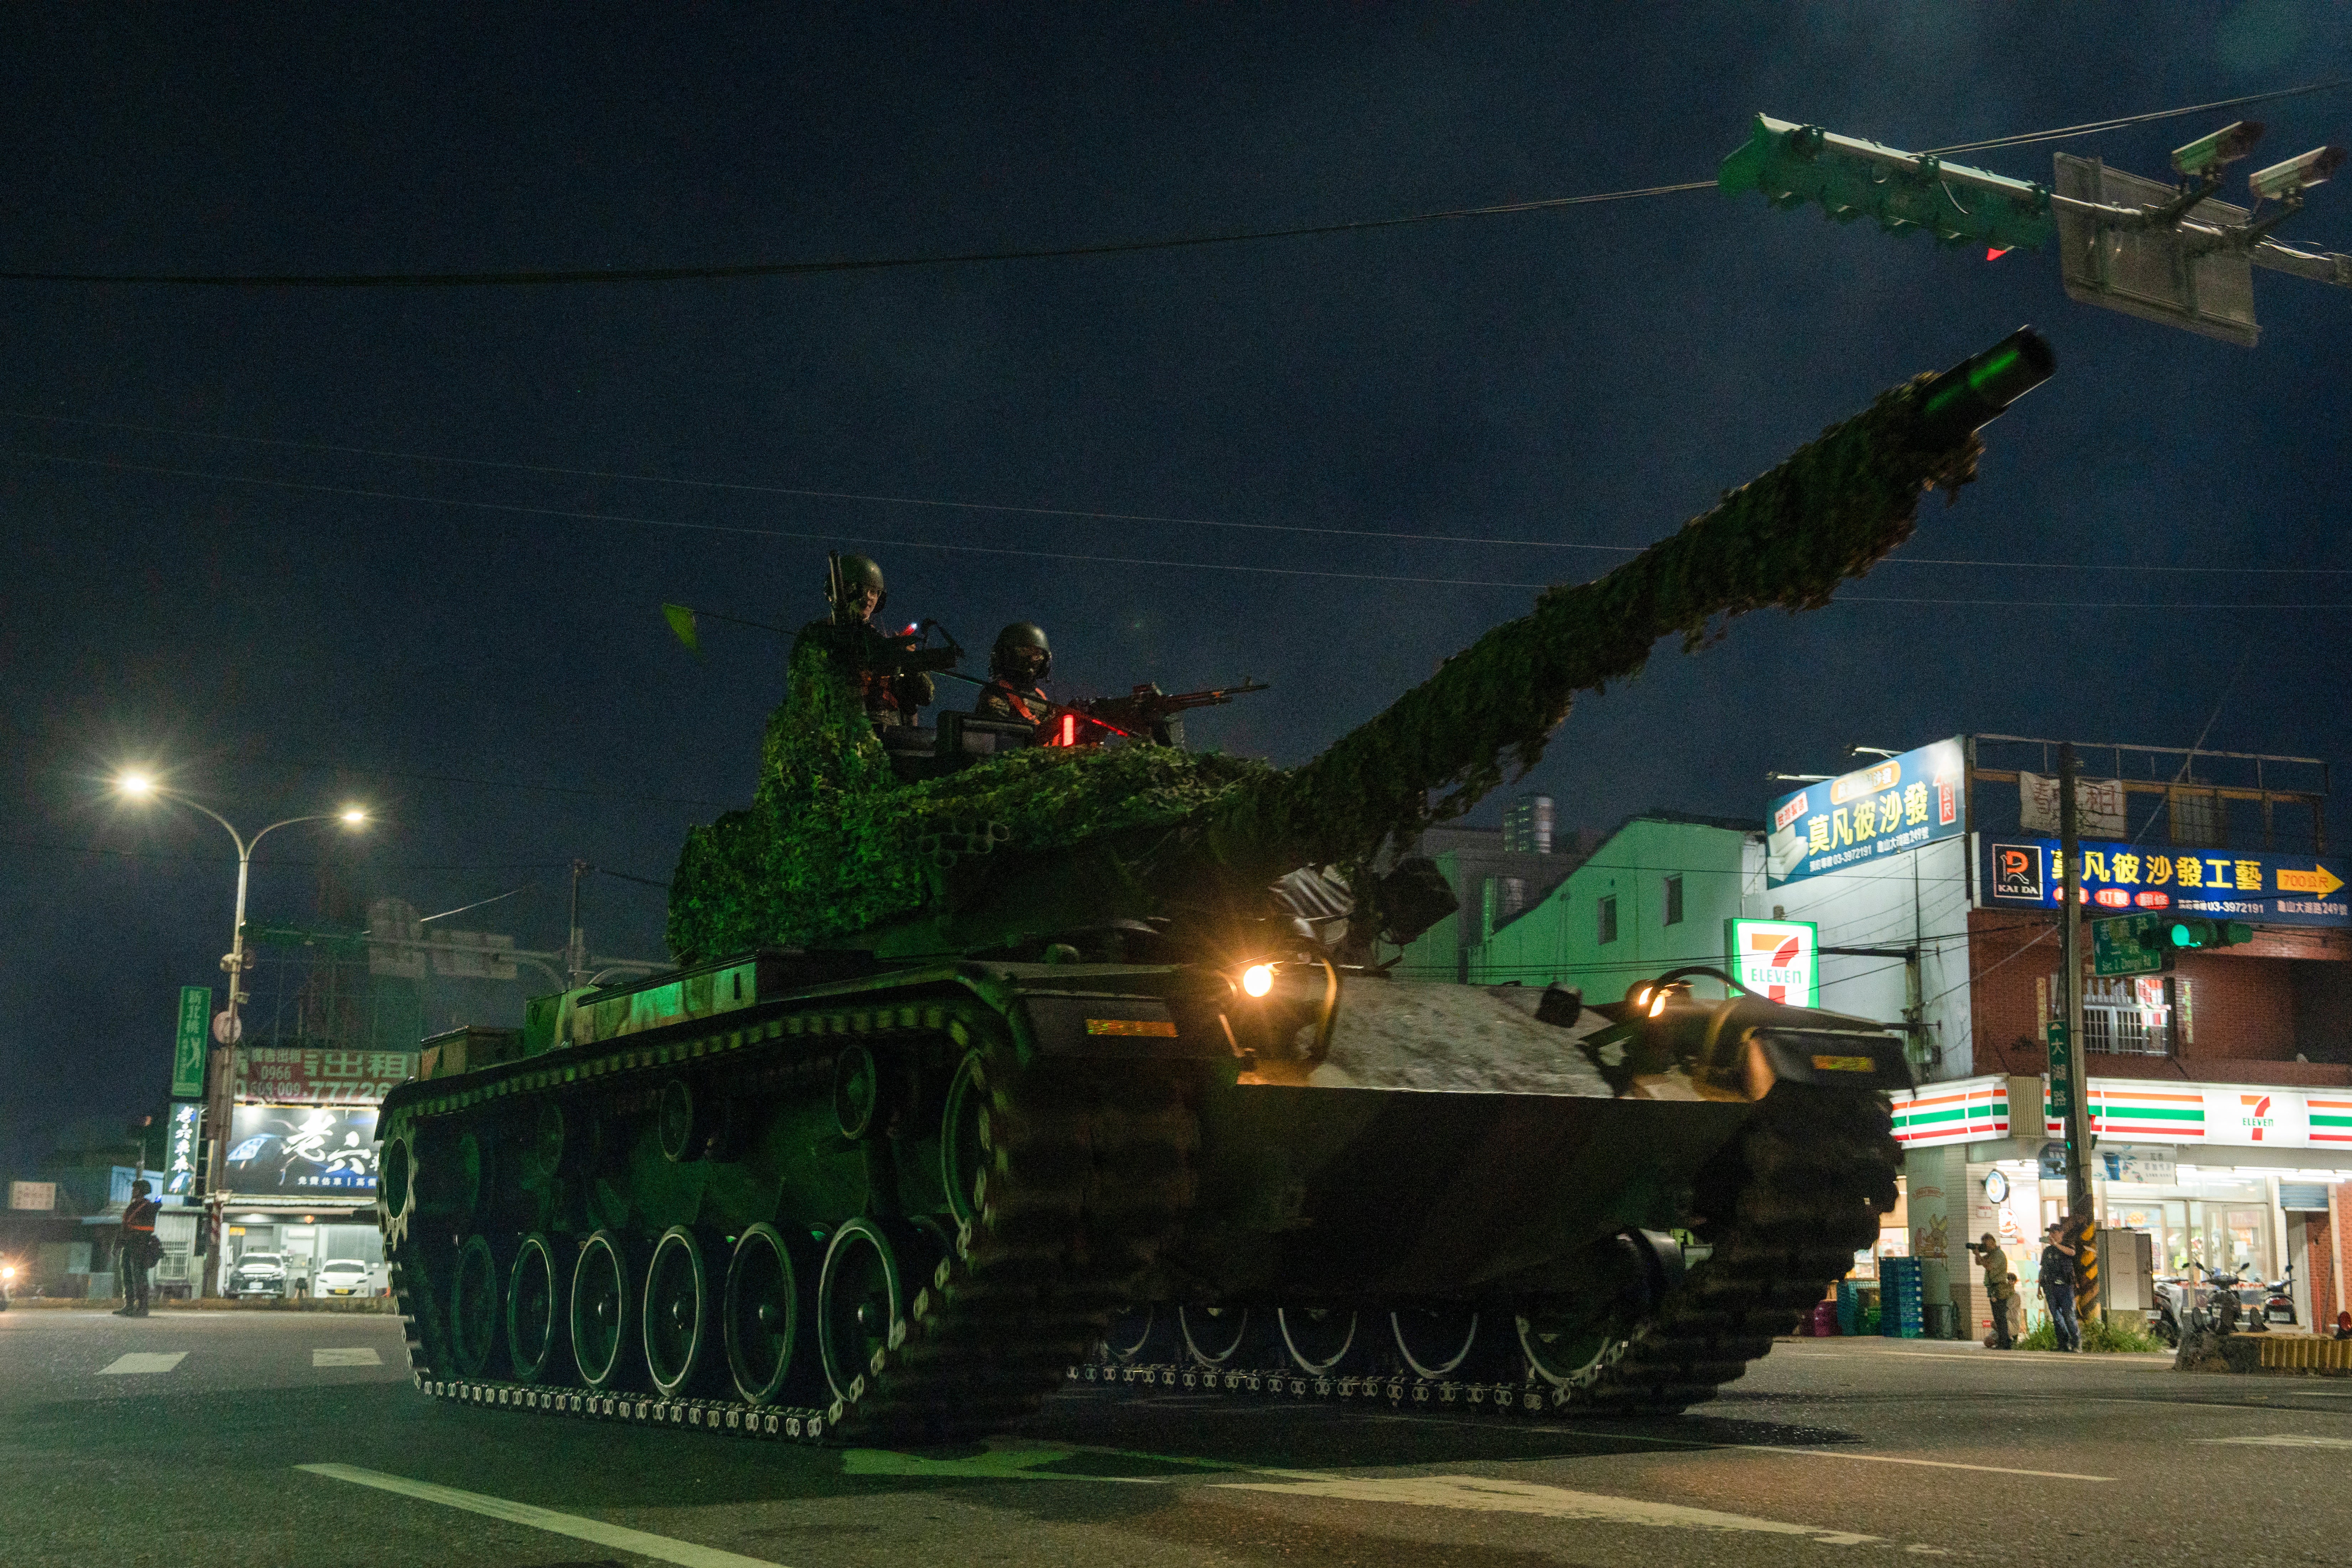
top-left (3, 6), bottom-right (2346, 1173)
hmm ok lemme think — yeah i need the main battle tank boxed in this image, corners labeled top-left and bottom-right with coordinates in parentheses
top-left (379, 329), bottom-right (2053, 1442)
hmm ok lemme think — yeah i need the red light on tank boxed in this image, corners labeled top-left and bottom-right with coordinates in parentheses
top-left (1061, 713), bottom-right (1076, 747)
top-left (2093, 888), bottom-right (2130, 909)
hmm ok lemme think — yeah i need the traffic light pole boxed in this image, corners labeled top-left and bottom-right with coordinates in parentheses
top-left (2057, 744), bottom-right (2100, 1321)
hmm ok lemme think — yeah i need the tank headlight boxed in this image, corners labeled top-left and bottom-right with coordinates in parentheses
top-left (1240, 963), bottom-right (1276, 998)
top-left (1648, 990), bottom-right (1667, 1018)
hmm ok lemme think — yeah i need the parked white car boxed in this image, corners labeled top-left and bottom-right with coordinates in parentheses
top-left (314, 1258), bottom-right (372, 1298)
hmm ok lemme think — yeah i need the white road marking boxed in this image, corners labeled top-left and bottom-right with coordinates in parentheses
top-left (2197, 1434), bottom-right (2352, 1448)
top-left (97, 1352), bottom-right (187, 1375)
top-left (297, 1464), bottom-right (784, 1568)
top-left (1216, 1474), bottom-right (1878, 1544)
top-left (1370, 1416), bottom-right (2113, 1480)
top-left (313, 1347), bottom-right (382, 1367)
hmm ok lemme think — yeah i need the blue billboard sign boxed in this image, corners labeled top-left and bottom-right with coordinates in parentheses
top-left (1981, 839), bottom-right (2349, 927)
top-left (1766, 737), bottom-right (1966, 887)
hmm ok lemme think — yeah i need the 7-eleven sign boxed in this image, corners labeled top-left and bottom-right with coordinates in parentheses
top-left (2240, 1093), bottom-right (2278, 1142)
top-left (1726, 918), bottom-right (1820, 1007)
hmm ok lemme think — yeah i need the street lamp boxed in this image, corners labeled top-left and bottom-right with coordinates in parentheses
top-left (112, 771), bottom-right (370, 1298)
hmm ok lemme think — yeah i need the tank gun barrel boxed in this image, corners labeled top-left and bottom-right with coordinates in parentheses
top-left (1210, 328), bottom-right (2053, 881)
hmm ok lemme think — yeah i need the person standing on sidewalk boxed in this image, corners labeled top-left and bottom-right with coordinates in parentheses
top-left (114, 1180), bottom-right (160, 1318)
top-left (1966, 1233), bottom-right (2018, 1349)
top-left (2040, 1222), bottom-right (2081, 1351)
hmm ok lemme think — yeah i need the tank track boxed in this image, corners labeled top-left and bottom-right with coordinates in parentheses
top-left (1076, 1081), bottom-right (1900, 1418)
top-left (388, 1053), bottom-right (1892, 1440)
top-left (384, 994), bottom-right (1197, 1444)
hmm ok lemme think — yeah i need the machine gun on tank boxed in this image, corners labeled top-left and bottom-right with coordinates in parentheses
top-left (1069, 678), bottom-right (1270, 746)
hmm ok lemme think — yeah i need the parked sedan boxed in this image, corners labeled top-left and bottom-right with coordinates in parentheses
top-left (228, 1252), bottom-right (287, 1298)
top-left (314, 1258), bottom-right (372, 1298)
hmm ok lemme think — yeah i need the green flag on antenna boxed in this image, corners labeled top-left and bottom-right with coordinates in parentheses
top-left (661, 603), bottom-right (701, 657)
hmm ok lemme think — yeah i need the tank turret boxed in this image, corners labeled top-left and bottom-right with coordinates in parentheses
top-left (669, 329), bottom-right (2049, 965)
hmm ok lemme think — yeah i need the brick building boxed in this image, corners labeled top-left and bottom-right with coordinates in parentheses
top-left (1873, 735), bottom-right (2352, 1336)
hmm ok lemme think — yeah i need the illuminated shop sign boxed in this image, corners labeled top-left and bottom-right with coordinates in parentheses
top-left (1724, 918), bottom-right (1819, 1007)
top-left (223, 1104), bottom-right (379, 1196)
top-left (164, 1102), bottom-right (203, 1199)
top-left (1981, 839), bottom-right (2348, 927)
top-left (1765, 738), bottom-right (1964, 887)
top-left (1894, 1078), bottom-right (2352, 1151)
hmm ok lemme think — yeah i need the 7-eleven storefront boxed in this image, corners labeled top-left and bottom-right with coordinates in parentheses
top-left (1888, 1074), bottom-right (2352, 1337)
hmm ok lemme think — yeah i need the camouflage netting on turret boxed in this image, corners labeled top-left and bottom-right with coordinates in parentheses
top-left (666, 641), bottom-right (1276, 960)
top-left (668, 375), bottom-right (1981, 960)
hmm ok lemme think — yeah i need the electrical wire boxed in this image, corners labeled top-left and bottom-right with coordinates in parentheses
top-left (1924, 77), bottom-right (2352, 156)
top-left (0, 81), bottom-right (2338, 290)
top-left (7, 410), bottom-right (2346, 577)
top-left (9, 446), bottom-right (2349, 607)
top-left (0, 181), bottom-right (1716, 289)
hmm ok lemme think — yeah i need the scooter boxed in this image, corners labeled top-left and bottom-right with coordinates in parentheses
top-left (2260, 1262), bottom-right (2298, 1328)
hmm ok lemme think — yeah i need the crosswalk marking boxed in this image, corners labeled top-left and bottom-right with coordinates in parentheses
top-left (97, 1352), bottom-right (188, 1375)
top-left (1215, 1474), bottom-right (1881, 1544)
top-left (297, 1465), bottom-right (785, 1568)
top-left (313, 1347), bottom-right (383, 1367)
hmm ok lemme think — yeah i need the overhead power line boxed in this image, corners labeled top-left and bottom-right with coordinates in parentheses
top-left (7, 409), bottom-right (2347, 576)
top-left (1, 79), bottom-right (2341, 290)
top-left (0, 181), bottom-right (1715, 289)
top-left (1924, 77), bottom-right (2351, 156)
top-left (7, 447), bottom-right (2350, 608)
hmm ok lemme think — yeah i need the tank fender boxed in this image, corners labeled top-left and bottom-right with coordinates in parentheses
top-left (1742, 1024), bottom-right (1914, 1093)
top-left (1017, 993), bottom-right (1227, 1059)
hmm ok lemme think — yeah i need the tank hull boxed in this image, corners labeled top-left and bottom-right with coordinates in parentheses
top-left (379, 959), bottom-right (1899, 1442)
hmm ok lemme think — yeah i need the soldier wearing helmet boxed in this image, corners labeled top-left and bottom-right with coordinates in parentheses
top-left (976, 623), bottom-right (1053, 728)
top-left (796, 553), bottom-right (935, 727)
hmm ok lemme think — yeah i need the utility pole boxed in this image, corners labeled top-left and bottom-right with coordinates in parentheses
top-left (2056, 743), bottom-right (2100, 1320)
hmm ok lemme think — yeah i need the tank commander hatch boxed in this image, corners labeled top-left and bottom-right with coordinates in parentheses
top-left (797, 553), bottom-right (935, 728)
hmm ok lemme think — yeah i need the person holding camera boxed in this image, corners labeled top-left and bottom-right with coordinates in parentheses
top-left (1965, 1232), bottom-right (2017, 1349)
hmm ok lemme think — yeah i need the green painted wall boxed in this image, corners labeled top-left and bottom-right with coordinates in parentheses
top-left (1465, 818), bottom-right (1755, 1002)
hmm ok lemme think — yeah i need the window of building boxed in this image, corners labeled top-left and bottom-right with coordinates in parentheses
top-left (2168, 787), bottom-right (2226, 849)
top-left (1663, 875), bottom-right (1684, 926)
top-left (1598, 894), bottom-right (1618, 945)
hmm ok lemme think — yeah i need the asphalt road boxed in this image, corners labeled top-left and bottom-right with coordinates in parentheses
top-left (5, 1306), bottom-right (2347, 1568)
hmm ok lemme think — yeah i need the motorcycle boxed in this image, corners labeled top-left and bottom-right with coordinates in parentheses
top-left (2260, 1262), bottom-right (2298, 1329)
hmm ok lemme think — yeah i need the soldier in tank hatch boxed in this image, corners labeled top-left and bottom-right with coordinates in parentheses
top-left (975, 623), bottom-right (1052, 728)
top-left (798, 553), bottom-right (935, 728)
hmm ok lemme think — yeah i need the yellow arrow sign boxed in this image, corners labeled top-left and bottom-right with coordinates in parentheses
top-left (2278, 865), bottom-right (2346, 897)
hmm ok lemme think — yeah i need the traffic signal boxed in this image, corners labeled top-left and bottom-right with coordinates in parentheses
top-left (1717, 114), bottom-right (2057, 253)
top-left (2160, 918), bottom-right (2254, 950)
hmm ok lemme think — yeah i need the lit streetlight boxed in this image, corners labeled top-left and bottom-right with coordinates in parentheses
top-left (113, 770), bottom-right (371, 1297)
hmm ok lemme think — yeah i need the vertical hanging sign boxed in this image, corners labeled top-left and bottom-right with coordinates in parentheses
top-left (172, 985), bottom-right (211, 1100)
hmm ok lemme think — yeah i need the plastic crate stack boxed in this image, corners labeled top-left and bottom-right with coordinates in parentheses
top-left (1879, 1258), bottom-right (1924, 1339)
top-left (1835, 1280), bottom-right (1862, 1336)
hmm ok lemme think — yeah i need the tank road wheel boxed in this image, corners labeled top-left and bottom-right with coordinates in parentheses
top-left (1103, 1307), bottom-right (1171, 1365)
top-left (506, 1233), bottom-right (566, 1385)
top-left (938, 1050), bottom-right (990, 1227)
top-left (1518, 1230), bottom-right (1684, 1393)
top-left (570, 1230), bottom-right (642, 1391)
top-left (1390, 1307), bottom-right (1498, 1381)
top-left (377, 1133), bottom-right (416, 1248)
top-left (817, 1218), bottom-right (942, 1405)
top-left (448, 1235), bottom-right (506, 1378)
top-left (725, 1223), bottom-right (821, 1405)
top-left (1277, 1308), bottom-right (1362, 1376)
top-left (643, 1227), bottom-right (716, 1398)
top-left (1177, 1305), bottom-right (1263, 1370)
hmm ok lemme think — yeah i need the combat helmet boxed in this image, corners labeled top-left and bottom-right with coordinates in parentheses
top-left (991, 621), bottom-right (1052, 681)
top-left (827, 553), bottom-right (887, 620)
